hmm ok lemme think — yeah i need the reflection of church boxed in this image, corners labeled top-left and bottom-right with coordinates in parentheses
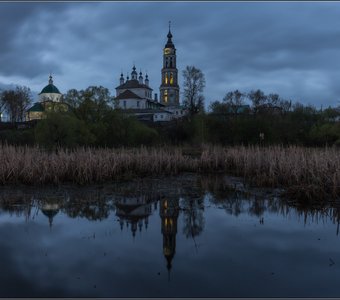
top-left (40, 202), bottom-right (60, 228)
top-left (114, 192), bottom-right (180, 274)
top-left (38, 196), bottom-right (61, 228)
top-left (115, 194), bottom-right (154, 237)
top-left (160, 197), bottom-right (179, 274)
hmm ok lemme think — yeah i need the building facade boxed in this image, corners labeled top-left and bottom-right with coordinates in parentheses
top-left (115, 66), bottom-right (161, 110)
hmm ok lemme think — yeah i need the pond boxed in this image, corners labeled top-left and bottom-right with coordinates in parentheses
top-left (0, 174), bottom-right (340, 297)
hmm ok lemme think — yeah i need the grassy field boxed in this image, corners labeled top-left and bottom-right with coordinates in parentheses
top-left (0, 144), bottom-right (339, 201)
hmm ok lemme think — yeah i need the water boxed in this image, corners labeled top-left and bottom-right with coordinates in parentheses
top-left (0, 174), bottom-right (340, 297)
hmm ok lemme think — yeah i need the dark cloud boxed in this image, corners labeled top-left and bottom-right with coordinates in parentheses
top-left (0, 2), bottom-right (340, 107)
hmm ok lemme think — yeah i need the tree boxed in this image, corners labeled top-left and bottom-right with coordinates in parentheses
top-left (63, 89), bottom-right (82, 108)
top-left (75, 86), bottom-right (114, 123)
top-left (182, 66), bottom-right (205, 115)
top-left (1, 86), bottom-right (32, 122)
top-left (248, 89), bottom-right (267, 114)
top-left (223, 90), bottom-right (245, 114)
top-left (35, 112), bottom-right (95, 149)
top-left (209, 100), bottom-right (228, 114)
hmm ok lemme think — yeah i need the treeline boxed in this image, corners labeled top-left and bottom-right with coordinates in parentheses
top-left (204, 89), bottom-right (340, 146)
top-left (0, 85), bottom-right (339, 148)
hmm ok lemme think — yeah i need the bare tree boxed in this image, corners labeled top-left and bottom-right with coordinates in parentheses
top-left (1, 86), bottom-right (32, 122)
top-left (223, 90), bottom-right (245, 114)
top-left (182, 66), bottom-right (205, 115)
top-left (248, 89), bottom-right (267, 114)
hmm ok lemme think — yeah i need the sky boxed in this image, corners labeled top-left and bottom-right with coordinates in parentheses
top-left (0, 1), bottom-right (340, 108)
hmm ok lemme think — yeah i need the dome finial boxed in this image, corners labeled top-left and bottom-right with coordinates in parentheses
top-left (49, 74), bottom-right (53, 85)
top-left (167, 21), bottom-right (173, 39)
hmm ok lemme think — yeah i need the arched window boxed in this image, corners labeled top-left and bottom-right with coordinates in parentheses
top-left (170, 73), bottom-right (173, 85)
top-left (165, 73), bottom-right (168, 84)
top-left (164, 90), bottom-right (168, 103)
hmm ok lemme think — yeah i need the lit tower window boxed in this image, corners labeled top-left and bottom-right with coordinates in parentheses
top-left (164, 90), bottom-right (168, 103)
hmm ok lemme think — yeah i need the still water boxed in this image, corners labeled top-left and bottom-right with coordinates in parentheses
top-left (0, 174), bottom-right (340, 297)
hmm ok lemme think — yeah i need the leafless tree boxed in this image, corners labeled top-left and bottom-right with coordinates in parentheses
top-left (1, 86), bottom-right (32, 122)
top-left (182, 66), bottom-right (205, 115)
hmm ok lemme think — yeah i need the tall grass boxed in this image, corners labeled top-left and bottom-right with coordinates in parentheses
top-left (0, 144), bottom-right (339, 201)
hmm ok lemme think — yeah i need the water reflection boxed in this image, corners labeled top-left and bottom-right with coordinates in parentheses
top-left (1, 175), bottom-right (340, 297)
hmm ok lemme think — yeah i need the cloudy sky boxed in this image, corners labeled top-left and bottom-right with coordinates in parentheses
top-left (1, 2), bottom-right (340, 108)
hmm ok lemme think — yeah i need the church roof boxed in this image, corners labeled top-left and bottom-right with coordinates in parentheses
top-left (27, 102), bottom-right (44, 112)
top-left (116, 90), bottom-right (143, 100)
top-left (116, 79), bottom-right (152, 91)
top-left (165, 29), bottom-right (175, 49)
top-left (40, 84), bottom-right (61, 95)
top-left (39, 75), bottom-right (61, 95)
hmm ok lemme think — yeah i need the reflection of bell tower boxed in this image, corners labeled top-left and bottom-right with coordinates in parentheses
top-left (40, 203), bottom-right (60, 229)
top-left (160, 21), bottom-right (180, 107)
top-left (160, 197), bottom-right (179, 276)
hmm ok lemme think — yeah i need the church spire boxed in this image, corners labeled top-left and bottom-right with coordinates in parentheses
top-left (168, 21), bottom-right (172, 38)
top-left (165, 21), bottom-right (174, 49)
top-left (131, 64), bottom-right (138, 80)
top-left (49, 74), bottom-right (53, 85)
top-left (120, 72), bottom-right (124, 85)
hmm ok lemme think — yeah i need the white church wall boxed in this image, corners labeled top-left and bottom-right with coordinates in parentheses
top-left (39, 93), bottom-right (62, 102)
top-left (117, 99), bottom-right (147, 109)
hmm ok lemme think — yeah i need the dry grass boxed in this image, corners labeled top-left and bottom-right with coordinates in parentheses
top-left (0, 144), bottom-right (339, 201)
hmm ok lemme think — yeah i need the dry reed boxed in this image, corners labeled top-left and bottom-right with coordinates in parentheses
top-left (0, 144), bottom-right (339, 201)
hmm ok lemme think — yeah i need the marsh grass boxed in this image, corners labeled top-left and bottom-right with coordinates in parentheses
top-left (0, 144), bottom-right (339, 201)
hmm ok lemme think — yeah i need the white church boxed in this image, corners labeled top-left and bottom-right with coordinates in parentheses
top-left (115, 25), bottom-right (186, 122)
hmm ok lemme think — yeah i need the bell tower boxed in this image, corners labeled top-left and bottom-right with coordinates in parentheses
top-left (160, 22), bottom-right (180, 107)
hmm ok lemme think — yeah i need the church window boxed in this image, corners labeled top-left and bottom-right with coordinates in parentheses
top-left (137, 101), bottom-right (140, 108)
top-left (123, 101), bottom-right (126, 108)
top-left (165, 73), bottom-right (168, 84)
top-left (164, 90), bottom-right (168, 103)
top-left (170, 73), bottom-right (173, 85)
top-left (169, 58), bottom-right (173, 68)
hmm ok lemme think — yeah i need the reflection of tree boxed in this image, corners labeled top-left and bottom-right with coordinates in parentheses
top-left (199, 174), bottom-right (246, 216)
top-left (0, 190), bottom-right (33, 220)
top-left (248, 196), bottom-right (266, 217)
top-left (63, 191), bottom-right (114, 221)
top-left (181, 197), bottom-right (205, 242)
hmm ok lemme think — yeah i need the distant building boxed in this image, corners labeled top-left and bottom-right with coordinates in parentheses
top-left (115, 66), bottom-right (162, 110)
top-left (26, 75), bottom-right (70, 121)
top-left (114, 24), bottom-right (187, 122)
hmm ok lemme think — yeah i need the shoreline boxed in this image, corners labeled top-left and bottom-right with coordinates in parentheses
top-left (0, 144), bottom-right (339, 202)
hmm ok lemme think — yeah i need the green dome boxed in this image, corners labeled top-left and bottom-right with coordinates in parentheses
top-left (40, 84), bottom-right (61, 94)
top-left (39, 75), bottom-right (61, 95)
